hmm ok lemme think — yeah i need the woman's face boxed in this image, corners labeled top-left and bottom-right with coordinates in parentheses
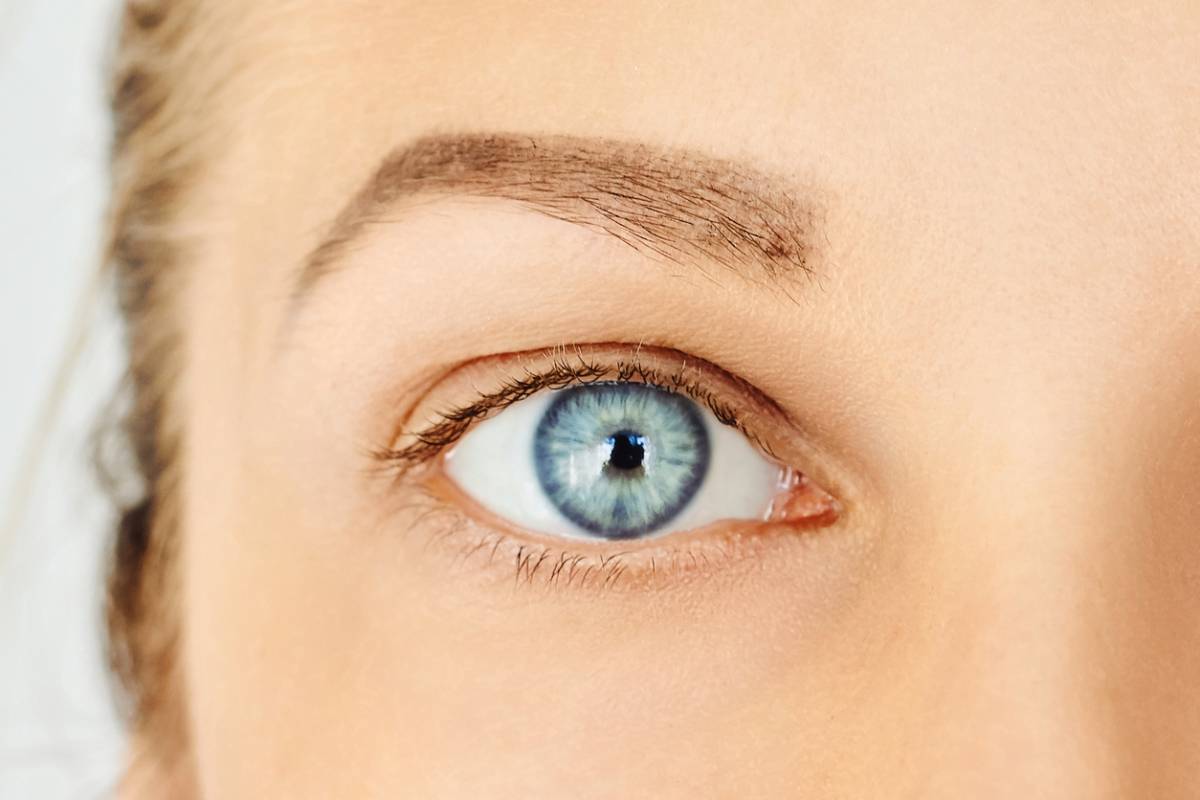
top-left (166, 2), bottom-right (1199, 797)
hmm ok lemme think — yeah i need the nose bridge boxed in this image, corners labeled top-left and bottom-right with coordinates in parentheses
top-left (925, 518), bottom-right (1116, 795)
top-left (828, 104), bottom-right (1200, 792)
top-left (908, 389), bottom-right (1133, 797)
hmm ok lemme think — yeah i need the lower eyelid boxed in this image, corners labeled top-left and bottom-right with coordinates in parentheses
top-left (397, 470), bottom-right (840, 593)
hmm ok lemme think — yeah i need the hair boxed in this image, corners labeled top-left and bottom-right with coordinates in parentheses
top-left (102, 0), bottom-right (220, 776)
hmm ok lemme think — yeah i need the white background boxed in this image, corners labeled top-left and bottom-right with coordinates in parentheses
top-left (1, 0), bottom-right (128, 796)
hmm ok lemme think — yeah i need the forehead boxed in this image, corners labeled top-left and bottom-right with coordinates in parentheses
top-left (200, 1), bottom-right (1199, 337)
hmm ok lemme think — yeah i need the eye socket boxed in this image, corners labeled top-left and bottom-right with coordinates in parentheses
top-left (444, 380), bottom-right (785, 541)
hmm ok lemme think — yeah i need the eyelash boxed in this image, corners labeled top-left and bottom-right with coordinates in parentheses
top-left (373, 351), bottom-right (773, 475)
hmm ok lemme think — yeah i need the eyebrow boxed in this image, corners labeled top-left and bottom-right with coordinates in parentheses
top-left (294, 133), bottom-right (822, 301)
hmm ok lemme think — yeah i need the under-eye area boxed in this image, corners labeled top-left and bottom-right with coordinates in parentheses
top-left (371, 344), bottom-right (843, 588)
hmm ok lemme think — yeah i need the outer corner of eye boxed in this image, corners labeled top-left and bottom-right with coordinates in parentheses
top-left (441, 380), bottom-right (836, 543)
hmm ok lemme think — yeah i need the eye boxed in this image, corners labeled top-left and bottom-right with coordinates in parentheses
top-left (444, 381), bottom-right (784, 541)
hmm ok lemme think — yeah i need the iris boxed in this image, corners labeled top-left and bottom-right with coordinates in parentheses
top-left (533, 382), bottom-right (711, 538)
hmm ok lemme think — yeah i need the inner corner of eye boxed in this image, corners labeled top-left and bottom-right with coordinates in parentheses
top-left (439, 380), bottom-right (822, 543)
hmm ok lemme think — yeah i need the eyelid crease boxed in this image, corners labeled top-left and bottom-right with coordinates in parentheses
top-left (371, 344), bottom-right (788, 478)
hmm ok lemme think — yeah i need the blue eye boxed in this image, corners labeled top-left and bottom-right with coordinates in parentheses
top-left (533, 383), bottom-right (710, 539)
top-left (445, 381), bottom-right (783, 541)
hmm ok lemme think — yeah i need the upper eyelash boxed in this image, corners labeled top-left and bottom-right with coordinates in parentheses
top-left (372, 351), bottom-right (770, 475)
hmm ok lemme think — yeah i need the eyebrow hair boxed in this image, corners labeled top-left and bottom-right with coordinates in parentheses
top-left (295, 133), bottom-right (822, 300)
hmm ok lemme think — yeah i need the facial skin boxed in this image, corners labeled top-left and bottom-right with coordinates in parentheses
top-left (142, 1), bottom-right (1200, 797)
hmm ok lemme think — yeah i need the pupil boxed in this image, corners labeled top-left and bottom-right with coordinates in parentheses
top-left (607, 431), bottom-right (646, 471)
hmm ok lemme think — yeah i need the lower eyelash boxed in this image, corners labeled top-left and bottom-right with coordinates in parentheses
top-left (396, 481), bottom-right (804, 592)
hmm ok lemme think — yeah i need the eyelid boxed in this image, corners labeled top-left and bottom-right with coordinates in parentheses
top-left (408, 471), bottom-right (839, 593)
top-left (372, 343), bottom-right (794, 479)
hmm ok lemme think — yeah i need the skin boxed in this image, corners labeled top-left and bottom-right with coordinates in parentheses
top-left (138, 1), bottom-right (1199, 797)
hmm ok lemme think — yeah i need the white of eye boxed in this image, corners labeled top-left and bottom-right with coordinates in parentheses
top-left (444, 387), bottom-right (782, 541)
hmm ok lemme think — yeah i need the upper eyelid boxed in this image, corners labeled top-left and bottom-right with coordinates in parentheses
top-left (372, 344), bottom-right (793, 476)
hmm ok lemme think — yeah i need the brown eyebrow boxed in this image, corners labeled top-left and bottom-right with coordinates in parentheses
top-left (294, 132), bottom-right (823, 301)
